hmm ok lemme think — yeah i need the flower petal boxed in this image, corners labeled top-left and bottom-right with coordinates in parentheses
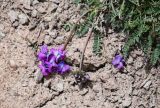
top-left (38, 52), bottom-right (47, 61)
top-left (51, 48), bottom-right (66, 62)
top-left (39, 64), bottom-right (49, 76)
top-left (41, 45), bottom-right (48, 54)
top-left (116, 62), bottom-right (124, 69)
top-left (112, 54), bottom-right (123, 66)
top-left (57, 62), bottom-right (70, 74)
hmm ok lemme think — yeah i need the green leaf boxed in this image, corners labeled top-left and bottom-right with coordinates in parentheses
top-left (93, 30), bottom-right (102, 55)
top-left (151, 44), bottom-right (160, 65)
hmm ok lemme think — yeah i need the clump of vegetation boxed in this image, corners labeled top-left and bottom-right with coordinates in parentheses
top-left (68, 0), bottom-right (160, 67)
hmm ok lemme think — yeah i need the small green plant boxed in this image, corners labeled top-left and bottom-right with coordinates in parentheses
top-left (108, 0), bottom-right (160, 66)
top-left (66, 0), bottom-right (160, 66)
top-left (73, 0), bottom-right (106, 55)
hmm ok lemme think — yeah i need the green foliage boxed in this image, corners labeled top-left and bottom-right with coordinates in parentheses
top-left (151, 44), bottom-right (160, 65)
top-left (70, 0), bottom-right (160, 66)
top-left (93, 30), bottom-right (102, 55)
top-left (73, 0), bottom-right (104, 54)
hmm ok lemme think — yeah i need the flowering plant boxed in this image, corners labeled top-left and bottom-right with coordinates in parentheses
top-left (112, 54), bottom-right (125, 70)
top-left (38, 45), bottom-right (70, 76)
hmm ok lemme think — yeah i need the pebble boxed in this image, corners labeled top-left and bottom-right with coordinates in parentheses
top-left (43, 79), bottom-right (51, 88)
top-left (122, 95), bottom-right (132, 107)
top-left (143, 80), bottom-right (152, 90)
top-left (35, 69), bottom-right (43, 83)
top-left (18, 13), bottom-right (29, 25)
top-left (0, 31), bottom-right (6, 40)
top-left (56, 83), bottom-right (64, 92)
top-left (12, 21), bottom-right (19, 27)
top-left (22, 0), bottom-right (31, 9)
top-left (54, 36), bottom-right (64, 44)
top-left (134, 57), bottom-right (143, 70)
top-left (0, 24), bottom-right (4, 31)
top-left (9, 60), bottom-right (17, 69)
top-left (48, 3), bottom-right (58, 12)
top-left (49, 20), bottom-right (58, 30)
top-left (31, 9), bottom-right (38, 17)
top-left (44, 16), bottom-right (52, 22)
top-left (44, 35), bottom-right (53, 44)
top-left (79, 88), bottom-right (88, 96)
top-left (48, 30), bottom-right (57, 38)
top-left (8, 10), bottom-right (18, 23)
top-left (22, 81), bottom-right (28, 87)
top-left (37, 6), bottom-right (46, 14)
top-left (32, 0), bottom-right (39, 5)
top-left (51, 0), bottom-right (60, 4)
top-left (127, 56), bottom-right (134, 64)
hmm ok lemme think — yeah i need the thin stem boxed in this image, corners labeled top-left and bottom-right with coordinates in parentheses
top-left (79, 27), bottom-right (93, 72)
top-left (79, 15), bottom-right (100, 72)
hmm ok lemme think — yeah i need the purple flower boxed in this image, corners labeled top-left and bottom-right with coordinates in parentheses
top-left (38, 45), bottom-right (48, 61)
top-left (50, 46), bottom-right (66, 63)
top-left (37, 45), bottom-right (70, 76)
top-left (112, 54), bottom-right (125, 69)
top-left (57, 61), bottom-right (70, 74)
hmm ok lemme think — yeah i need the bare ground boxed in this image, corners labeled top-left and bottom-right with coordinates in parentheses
top-left (0, 0), bottom-right (160, 108)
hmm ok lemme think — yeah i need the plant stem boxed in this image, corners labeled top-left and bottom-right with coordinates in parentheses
top-left (79, 27), bottom-right (93, 72)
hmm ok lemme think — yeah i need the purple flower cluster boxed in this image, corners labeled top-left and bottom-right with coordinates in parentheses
top-left (38, 45), bottom-right (70, 76)
top-left (112, 54), bottom-right (125, 70)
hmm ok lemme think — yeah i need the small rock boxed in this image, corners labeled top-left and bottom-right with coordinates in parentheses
top-left (0, 31), bottom-right (6, 40)
top-left (48, 30), bottom-right (57, 38)
top-left (8, 10), bottom-right (18, 23)
top-left (143, 80), bottom-right (152, 90)
top-left (22, 81), bottom-right (28, 87)
top-left (0, 24), bottom-right (4, 31)
top-left (37, 6), bottom-right (46, 14)
top-left (12, 21), bottom-right (19, 27)
top-left (49, 20), bottom-right (58, 30)
top-left (31, 9), bottom-right (38, 17)
top-left (134, 57), bottom-right (143, 70)
top-left (44, 16), bottom-right (52, 22)
top-left (79, 88), bottom-right (88, 95)
top-left (56, 83), bottom-right (64, 92)
top-left (32, 0), bottom-right (39, 5)
top-left (122, 95), bottom-right (132, 107)
top-left (56, 7), bottom-right (63, 13)
top-left (9, 60), bottom-right (17, 69)
top-left (44, 35), bottom-right (53, 44)
top-left (43, 79), bottom-right (51, 88)
top-left (48, 3), bottom-right (58, 12)
top-left (18, 13), bottom-right (29, 25)
top-left (51, 0), bottom-right (60, 4)
top-left (127, 56), bottom-right (133, 64)
top-left (64, 3), bottom-right (69, 10)
top-left (54, 36), bottom-right (64, 44)
top-left (35, 69), bottom-right (43, 83)
top-left (22, 0), bottom-right (31, 9)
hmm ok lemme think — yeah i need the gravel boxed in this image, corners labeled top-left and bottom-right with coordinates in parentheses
top-left (8, 10), bottom-right (18, 23)
top-left (0, 31), bottom-right (6, 40)
top-left (18, 13), bottom-right (29, 25)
